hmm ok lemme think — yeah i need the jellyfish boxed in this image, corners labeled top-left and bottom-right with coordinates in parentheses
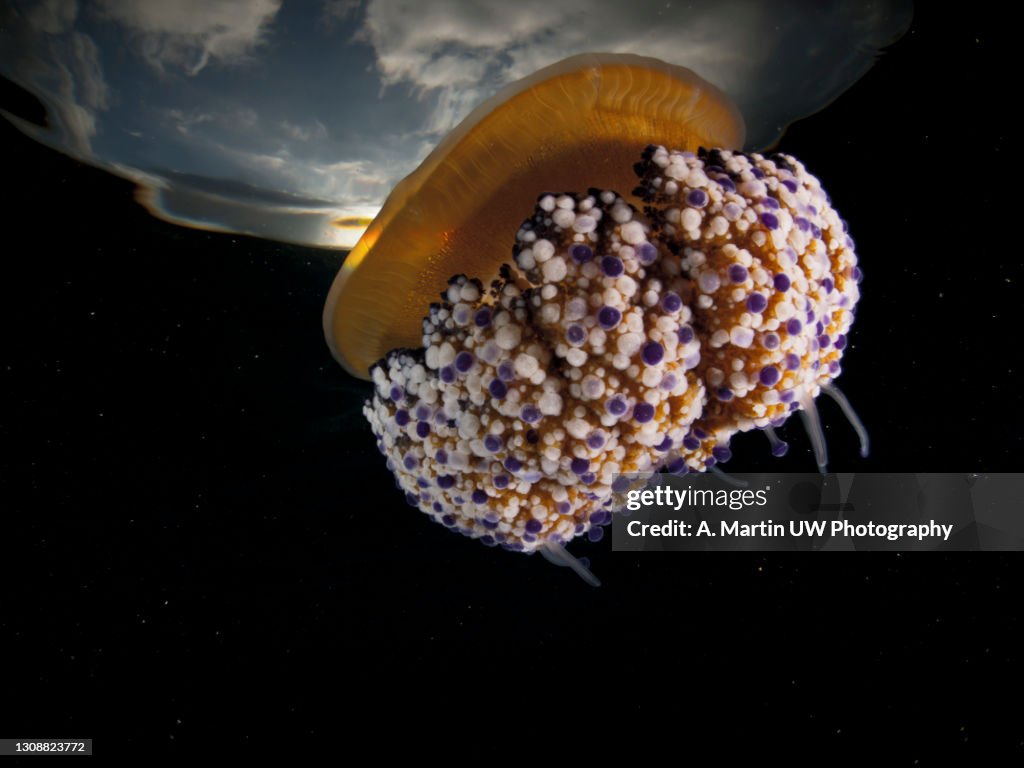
top-left (324, 53), bottom-right (869, 581)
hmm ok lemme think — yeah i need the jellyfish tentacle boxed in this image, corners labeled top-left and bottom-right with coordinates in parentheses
top-left (709, 465), bottom-right (749, 488)
top-left (822, 383), bottom-right (870, 458)
top-left (540, 541), bottom-right (601, 587)
top-left (798, 392), bottom-right (829, 474)
top-left (764, 426), bottom-right (789, 457)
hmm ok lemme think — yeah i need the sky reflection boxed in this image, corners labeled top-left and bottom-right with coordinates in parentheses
top-left (1, 0), bottom-right (911, 248)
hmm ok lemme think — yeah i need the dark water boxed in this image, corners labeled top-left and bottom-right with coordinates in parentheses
top-left (2, 7), bottom-right (1021, 756)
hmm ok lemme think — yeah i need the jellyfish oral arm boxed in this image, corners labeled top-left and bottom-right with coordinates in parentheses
top-left (360, 143), bottom-right (867, 575)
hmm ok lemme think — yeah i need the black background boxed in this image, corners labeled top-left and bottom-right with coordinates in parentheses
top-left (2, 5), bottom-right (1022, 758)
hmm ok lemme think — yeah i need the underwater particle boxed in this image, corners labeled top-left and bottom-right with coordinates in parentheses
top-left (323, 53), bottom-right (745, 380)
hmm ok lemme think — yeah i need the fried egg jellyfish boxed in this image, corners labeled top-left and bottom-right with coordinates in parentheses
top-left (333, 53), bottom-right (869, 584)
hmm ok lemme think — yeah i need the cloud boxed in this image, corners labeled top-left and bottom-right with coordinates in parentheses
top-left (150, 102), bottom-right (392, 204)
top-left (361, 0), bottom-right (563, 90)
top-left (165, 108), bottom-right (215, 135)
top-left (321, 0), bottom-right (363, 24)
top-left (7, 17), bottom-right (111, 155)
top-left (355, 0), bottom-right (763, 139)
top-left (353, 0), bottom-right (909, 148)
top-left (281, 119), bottom-right (328, 142)
top-left (218, 145), bottom-right (393, 203)
top-left (68, 32), bottom-right (109, 111)
top-left (44, 50), bottom-right (100, 153)
top-left (25, 0), bottom-right (78, 35)
top-left (96, 0), bottom-right (282, 76)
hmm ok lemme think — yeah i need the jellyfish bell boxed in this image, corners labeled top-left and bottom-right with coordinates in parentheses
top-left (322, 53), bottom-right (745, 380)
